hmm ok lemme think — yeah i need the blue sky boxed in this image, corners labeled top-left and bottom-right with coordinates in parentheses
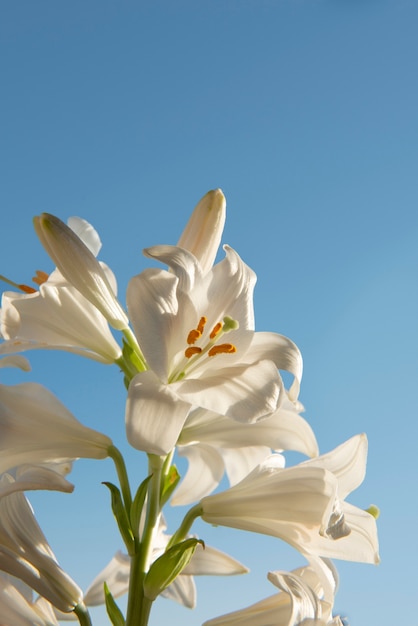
top-left (1, 1), bottom-right (417, 624)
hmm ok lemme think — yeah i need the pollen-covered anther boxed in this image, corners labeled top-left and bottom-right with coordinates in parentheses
top-left (185, 346), bottom-right (203, 358)
top-left (32, 270), bottom-right (49, 286)
top-left (18, 284), bottom-right (37, 294)
top-left (187, 329), bottom-right (202, 345)
top-left (208, 343), bottom-right (237, 357)
top-left (197, 316), bottom-right (207, 334)
top-left (209, 322), bottom-right (223, 339)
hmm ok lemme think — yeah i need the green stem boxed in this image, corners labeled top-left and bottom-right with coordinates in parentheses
top-left (73, 602), bottom-right (93, 626)
top-left (108, 445), bottom-right (132, 513)
top-left (167, 503), bottom-right (203, 550)
top-left (125, 455), bottom-right (166, 626)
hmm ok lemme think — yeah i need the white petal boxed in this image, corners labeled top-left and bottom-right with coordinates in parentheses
top-left (0, 382), bottom-right (112, 474)
top-left (303, 434), bottom-right (367, 499)
top-left (245, 332), bottom-right (303, 400)
top-left (144, 245), bottom-right (203, 292)
top-left (182, 543), bottom-right (248, 576)
top-left (0, 355), bottom-right (31, 371)
top-left (171, 444), bottom-right (224, 505)
top-left (84, 551), bottom-right (130, 605)
top-left (126, 371), bottom-right (191, 455)
top-left (222, 446), bottom-right (272, 487)
top-left (67, 217), bottom-right (102, 256)
top-left (176, 360), bottom-right (283, 422)
top-left (176, 189), bottom-right (226, 275)
top-left (0, 465), bottom-right (74, 499)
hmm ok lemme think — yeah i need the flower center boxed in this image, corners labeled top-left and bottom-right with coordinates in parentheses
top-left (169, 315), bottom-right (239, 383)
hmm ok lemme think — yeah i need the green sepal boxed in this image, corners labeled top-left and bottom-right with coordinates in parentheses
top-left (104, 582), bottom-right (126, 626)
top-left (160, 465), bottom-right (181, 507)
top-left (144, 538), bottom-right (204, 601)
top-left (130, 474), bottom-right (153, 534)
top-left (103, 482), bottom-right (134, 553)
top-left (122, 338), bottom-right (145, 375)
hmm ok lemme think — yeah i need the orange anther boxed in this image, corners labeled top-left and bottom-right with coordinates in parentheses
top-left (209, 321), bottom-right (223, 339)
top-left (18, 284), bottom-right (37, 294)
top-left (197, 316), bottom-right (207, 334)
top-left (208, 343), bottom-right (237, 357)
top-left (185, 346), bottom-right (202, 358)
top-left (32, 270), bottom-right (49, 286)
top-left (187, 329), bottom-right (202, 345)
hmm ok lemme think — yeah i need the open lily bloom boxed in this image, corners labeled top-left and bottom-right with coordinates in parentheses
top-left (0, 267), bottom-right (123, 363)
top-left (203, 557), bottom-right (344, 626)
top-left (126, 243), bottom-right (302, 455)
top-left (200, 435), bottom-right (379, 565)
top-left (0, 476), bottom-right (83, 613)
top-left (0, 573), bottom-right (59, 626)
top-left (172, 396), bottom-right (318, 505)
top-left (1, 216), bottom-right (123, 363)
top-left (84, 517), bottom-right (248, 610)
top-left (0, 381), bottom-right (113, 475)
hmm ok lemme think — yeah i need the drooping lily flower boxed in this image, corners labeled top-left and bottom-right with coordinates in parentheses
top-left (0, 476), bottom-right (83, 613)
top-left (33, 214), bottom-right (129, 331)
top-left (0, 572), bottom-right (59, 626)
top-left (0, 381), bottom-right (113, 475)
top-left (126, 232), bottom-right (302, 455)
top-left (199, 435), bottom-right (379, 565)
top-left (172, 396), bottom-right (318, 505)
top-left (203, 557), bottom-right (344, 626)
top-left (84, 517), bottom-right (248, 610)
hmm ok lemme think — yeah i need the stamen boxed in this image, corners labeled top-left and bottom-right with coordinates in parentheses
top-left (210, 321), bottom-right (223, 339)
top-left (208, 343), bottom-right (237, 357)
top-left (32, 270), bottom-right (49, 286)
top-left (187, 329), bottom-right (201, 345)
top-left (185, 346), bottom-right (202, 358)
top-left (197, 316), bottom-right (207, 334)
top-left (0, 275), bottom-right (37, 294)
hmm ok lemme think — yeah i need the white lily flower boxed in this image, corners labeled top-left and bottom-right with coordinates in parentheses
top-left (0, 381), bottom-right (113, 474)
top-left (0, 572), bottom-right (59, 626)
top-left (84, 518), bottom-right (248, 610)
top-left (0, 267), bottom-right (123, 363)
top-left (200, 435), bottom-right (379, 565)
top-left (203, 557), bottom-right (343, 626)
top-left (0, 477), bottom-right (83, 613)
top-left (33, 214), bottom-right (129, 330)
top-left (126, 241), bottom-right (302, 455)
top-left (172, 397), bottom-right (318, 505)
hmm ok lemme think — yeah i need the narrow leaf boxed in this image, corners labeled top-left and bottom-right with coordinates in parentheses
top-left (130, 474), bottom-right (153, 533)
top-left (103, 482), bottom-right (134, 553)
top-left (160, 465), bottom-right (181, 507)
top-left (104, 582), bottom-right (126, 626)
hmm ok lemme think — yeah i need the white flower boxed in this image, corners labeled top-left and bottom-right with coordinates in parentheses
top-left (126, 240), bottom-right (302, 455)
top-left (0, 267), bottom-right (123, 363)
top-left (84, 518), bottom-right (248, 610)
top-left (0, 572), bottom-right (59, 626)
top-left (203, 557), bottom-right (344, 626)
top-left (200, 435), bottom-right (379, 565)
top-left (172, 396), bottom-right (318, 505)
top-left (33, 214), bottom-right (129, 331)
top-left (0, 381), bottom-right (113, 475)
top-left (0, 477), bottom-right (83, 613)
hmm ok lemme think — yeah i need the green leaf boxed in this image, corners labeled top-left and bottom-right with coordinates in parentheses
top-left (103, 482), bottom-right (134, 553)
top-left (160, 465), bottom-right (181, 507)
top-left (144, 538), bottom-right (204, 601)
top-left (104, 582), bottom-right (126, 626)
top-left (130, 474), bottom-right (153, 533)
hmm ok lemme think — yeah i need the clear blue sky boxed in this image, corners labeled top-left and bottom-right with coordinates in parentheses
top-left (1, 1), bottom-right (417, 625)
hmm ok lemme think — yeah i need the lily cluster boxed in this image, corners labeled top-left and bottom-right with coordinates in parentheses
top-left (0, 190), bottom-right (379, 626)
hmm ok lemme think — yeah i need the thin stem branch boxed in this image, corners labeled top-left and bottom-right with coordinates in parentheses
top-left (73, 602), bottom-right (93, 626)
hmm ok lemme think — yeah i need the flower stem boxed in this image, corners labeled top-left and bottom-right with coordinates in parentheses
top-left (73, 602), bottom-right (93, 626)
top-left (125, 454), bottom-right (166, 626)
top-left (108, 445), bottom-right (132, 513)
top-left (167, 503), bottom-right (203, 549)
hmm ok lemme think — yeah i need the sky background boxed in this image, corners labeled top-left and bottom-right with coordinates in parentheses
top-left (1, 1), bottom-right (417, 625)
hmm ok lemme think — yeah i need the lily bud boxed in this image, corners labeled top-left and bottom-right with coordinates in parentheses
top-left (177, 189), bottom-right (226, 275)
top-left (33, 213), bottom-right (129, 330)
